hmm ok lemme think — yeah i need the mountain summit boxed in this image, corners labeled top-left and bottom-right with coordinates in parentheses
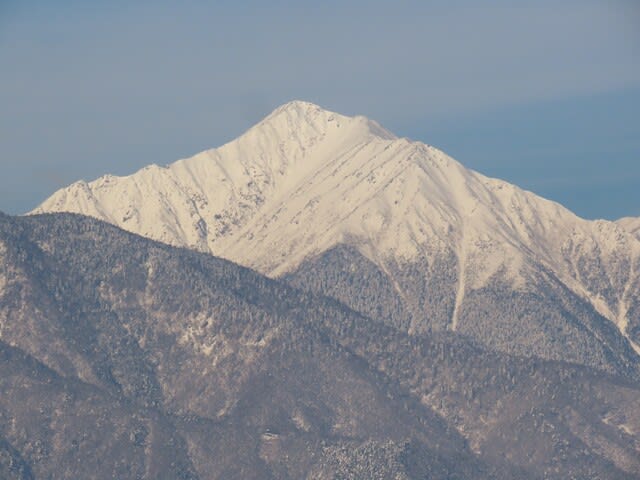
top-left (33, 101), bottom-right (394, 256)
top-left (32, 101), bottom-right (640, 372)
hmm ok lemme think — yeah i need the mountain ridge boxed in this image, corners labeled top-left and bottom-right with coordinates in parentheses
top-left (32, 101), bottom-right (640, 363)
top-left (618, 217), bottom-right (640, 240)
top-left (1, 211), bottom-right (640, 478)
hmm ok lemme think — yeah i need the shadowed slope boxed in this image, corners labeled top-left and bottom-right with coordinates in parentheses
top-left (0, 212), bottom-right (638, 478)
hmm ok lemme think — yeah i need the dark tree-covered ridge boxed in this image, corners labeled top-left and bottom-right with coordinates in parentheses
top-left (0, 212), bottom-right (638, 479)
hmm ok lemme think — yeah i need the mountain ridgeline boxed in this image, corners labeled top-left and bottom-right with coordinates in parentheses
top-left (0, 212), bottom-right (639, 479)
top-left (33, 101), bottom-right (640, 373)
top-left (5, 100), bottom-right (640, 477)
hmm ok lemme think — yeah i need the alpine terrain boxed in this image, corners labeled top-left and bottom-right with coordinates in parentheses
top-left (618, 217), bottom-right (640, 241)
top-left (33, 101), bottom-right (640, 376)
top-left (1, 212), bottom-right (640, 479)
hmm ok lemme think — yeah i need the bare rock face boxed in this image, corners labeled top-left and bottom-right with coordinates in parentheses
top-left (0, 212), bottom-right (639, 478)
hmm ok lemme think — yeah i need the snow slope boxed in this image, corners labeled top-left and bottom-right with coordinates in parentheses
top-left (617, 217), bottom-right (640, 241)
top-left (32, 100), bottom-right (640, 355)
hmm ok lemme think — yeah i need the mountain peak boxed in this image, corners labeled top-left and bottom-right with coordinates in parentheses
top-left (31, 101), bottom-right (640, 361)
top-left (272, 99), bottom-right (325, 115)
top-left (253, 100), bottom-right (396, 143)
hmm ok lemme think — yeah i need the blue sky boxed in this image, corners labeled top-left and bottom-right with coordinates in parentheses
top-left (1, 0), bottom-right (639, 219)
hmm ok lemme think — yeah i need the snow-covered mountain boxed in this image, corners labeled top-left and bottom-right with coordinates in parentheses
top-left (4, 212), bottom-right (640, 479)
top-left (618, 217), bottom-right (640, 241)
top-left (32, 101), bottom-right (640, 371)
